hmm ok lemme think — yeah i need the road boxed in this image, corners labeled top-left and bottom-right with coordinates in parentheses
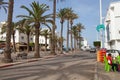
top-left (0, 51), bottom-right (97, 80)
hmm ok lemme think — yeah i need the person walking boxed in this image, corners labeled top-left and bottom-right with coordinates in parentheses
top-left (107, 53), bottom-right (118, 71)
top-left (116, 53), bottom-right (120, 71)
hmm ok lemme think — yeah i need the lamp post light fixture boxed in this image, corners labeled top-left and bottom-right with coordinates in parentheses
top-left (99, 0), bottom-right (104, 48)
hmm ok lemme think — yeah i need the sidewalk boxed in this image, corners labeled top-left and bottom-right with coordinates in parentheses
top-left (2, 51), bottom-right (119, 80)
top-left (0, 51), bottom-right (69, 68)
top-left (0, 52), bottom-right (120, 80)
top-left (96, 62), bottom-right (120, 80)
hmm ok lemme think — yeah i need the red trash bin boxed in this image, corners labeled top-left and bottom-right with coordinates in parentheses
top-left (100, 48), bottom-right (106, 62)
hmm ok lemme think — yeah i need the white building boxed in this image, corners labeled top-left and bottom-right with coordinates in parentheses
top-left (0, 22), bottom-right (34, 44)
top-left (81, 38), bottom-right (88, 46)
top-left (0, 22), bottom-right (6, 41)
top-left (33, 28), bottom-right (51, 49)
top-left (0, 22), bottom-right (51, 50)
top-left (81, 38), bottom-right (90, 51)
top-left (104, 1), bottom-right (120, 50)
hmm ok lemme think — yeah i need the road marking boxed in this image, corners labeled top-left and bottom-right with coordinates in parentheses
top-left (94, 61), bottom-right (98, 80)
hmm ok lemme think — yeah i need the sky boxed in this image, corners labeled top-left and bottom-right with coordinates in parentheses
top-left (0, 0), bottom-right (119, 47)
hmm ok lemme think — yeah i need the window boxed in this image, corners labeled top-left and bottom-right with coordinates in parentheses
top-left (21, 36), bottom-right (24, 40)
top-left (30, 38), bottom-right (33, 40)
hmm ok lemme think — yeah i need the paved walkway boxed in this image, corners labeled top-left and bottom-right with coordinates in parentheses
top-left (0, 51), bottom-right (70, 68)
top-left (0, 51), bottom-right (120, 80)
top-left (96, 61), bottom-right (120, 80)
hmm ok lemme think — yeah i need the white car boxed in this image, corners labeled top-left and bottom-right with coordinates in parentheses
top-left (89, 48), bottom-right (96, 53)
top-left (0, 49), bottom-right (4, 54)
top-left (106, 49), bottom-right (120, 58)
top-left (81, 46), bottom-right (90, 51)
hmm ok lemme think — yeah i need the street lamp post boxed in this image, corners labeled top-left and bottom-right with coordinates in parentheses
top-left (99, 0), bottom-right (103, 48)
top-left (99, 0), bottom-right (102, 24)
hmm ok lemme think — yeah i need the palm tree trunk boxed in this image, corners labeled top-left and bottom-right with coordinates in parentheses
top-left (12, 33), bottom-right (16, 53)
top-left (51, 0), bottom-right (56, 55)
top-left (45, 36), bottom-right (47, 52)
top-left (74, 36), bottom-right (76, 51)
top-left (70, 23), bottom-right (73, 51)
top-left (34, 23), bottom-right (40, 58)
top-left (3, 0), bottom-right (14, 63)
top-left (77, 38), bottom-right (79, 50)
top-left (49, 34), bottom-right (52, 52)
top-left (79, 31), bottom-right (81, 49)
top-left (60, 22), bottom-right (63, 54)
top-left (27, 34), bottom-right (29, 53)
top-left (66, 20), bottom-right (69, 52)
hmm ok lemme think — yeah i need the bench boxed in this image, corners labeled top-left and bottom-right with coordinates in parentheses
top-left (16, 52), bottom-right (27, 59)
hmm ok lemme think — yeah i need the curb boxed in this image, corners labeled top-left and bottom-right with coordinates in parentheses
top-left (0, 62), bottom-right (23, 68)
top-left (0, 64), bottom-right (13, 68)
top-left (0, 55), bottom-right (57, 68)
top-left (0, 53), bottom-right (71, 68)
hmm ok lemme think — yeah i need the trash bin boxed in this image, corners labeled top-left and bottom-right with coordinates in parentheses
top-left (97, 49), bottom-right (106, 62)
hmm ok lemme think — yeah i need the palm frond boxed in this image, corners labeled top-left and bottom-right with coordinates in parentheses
top-left (2, 6), bottom-right (8, 13)
top-left (21, 5), bottom-right (35, 17)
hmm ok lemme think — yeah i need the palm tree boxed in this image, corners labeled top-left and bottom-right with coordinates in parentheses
top-left (16, 19), bottom-right (34, 53)
top-left (71, 25), bottom-right (78, 50)
top-left (17, 2), bottom-right (52, 58)
top-left (1, 22), bottom-right (17, 53)
top-left (57, 8), bottom-right (66, 54)
top-left (54, 33), bottom-right (61, 53)
top-left (49, 0), bottom-right (65, 55)
top-left (51, 0), bottom-right (56, 55)
top-left (40, 29), bottom-right (50, 52)
top-left (64, 8), bottom-right (73, 52)
top-left (76, 23), bottom-right (84, 49)
top-left (11, 22), bottom-right (17, 53)
top-left (57, 36), bottom-right (64, 53)
top-left (0, 0), bottom-right (8, 13)
top-left (70, 13), bottom-right (78, 51)
top-left (3, 0), bottom-right (14, 63)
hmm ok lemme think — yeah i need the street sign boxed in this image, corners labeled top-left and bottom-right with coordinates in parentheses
top-left (96, 24), bottom-right (105, 32)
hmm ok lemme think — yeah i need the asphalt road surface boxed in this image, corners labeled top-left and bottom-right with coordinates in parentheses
top-left (0, 51), bottom-right (97, 80)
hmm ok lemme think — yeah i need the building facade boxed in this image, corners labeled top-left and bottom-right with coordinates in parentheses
top-left (0, 22), bottom-right (51, 50)
top-left (0, 22), bottom-right (34, 44)
top-left (33, 28), bottom-right (51, 50)
top-left (81, 38), bottom-right (90, 51)
top-left (104, 1), bottom-right (120, 50)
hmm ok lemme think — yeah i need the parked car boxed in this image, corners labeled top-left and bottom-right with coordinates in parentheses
top-left (106, 49), bottom-right (120, 58)
top-left (63, 48), bottom-right (71, 52)
top-left (0, 48), bottom-right (4, 54)
top-left (89, 48), bottom-right (96, 53)
top-left (81, 46), bottom-right (90, 51)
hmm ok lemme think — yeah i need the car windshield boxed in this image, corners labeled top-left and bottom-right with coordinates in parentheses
top-left (0, 49), bottom-right (4, 50)
top-left (106, 50), bottom-right (119, 53)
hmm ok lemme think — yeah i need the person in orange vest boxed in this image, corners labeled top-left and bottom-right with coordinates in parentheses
top-left (107, 53), bottom-right (118, 71)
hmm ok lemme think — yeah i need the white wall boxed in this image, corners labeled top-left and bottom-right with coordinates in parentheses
top-left (0, 22), bottom-right (34, 44)
top-left (104, 1), bottom-right (120, 50)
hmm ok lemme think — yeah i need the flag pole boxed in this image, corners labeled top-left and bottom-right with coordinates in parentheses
top-left (100, 0), bottom-right (102, 24)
